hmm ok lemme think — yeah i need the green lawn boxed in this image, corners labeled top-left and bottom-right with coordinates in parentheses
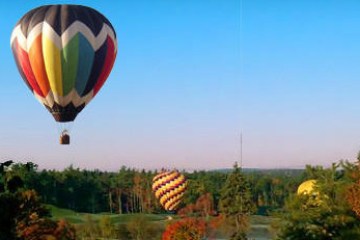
top-left (47, 204), bottom-right (170, 224)
top-left (47, 205), bottom-right (276, 239)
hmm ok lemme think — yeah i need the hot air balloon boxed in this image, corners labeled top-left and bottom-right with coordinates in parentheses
top-left (152, 170), bottom-right (187, 211)
top-left (10, 4), bottom-right (117, 144)
top-left (297, 179), bottom-right (324, 206)
top-left (297, 179), bottom-right (317, 195)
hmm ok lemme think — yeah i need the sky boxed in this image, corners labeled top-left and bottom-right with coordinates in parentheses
top-left (1, 0), bottom-right (360, 171)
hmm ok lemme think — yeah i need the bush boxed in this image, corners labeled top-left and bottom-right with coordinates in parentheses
top-left (126, 214), bottom-right (162, 240)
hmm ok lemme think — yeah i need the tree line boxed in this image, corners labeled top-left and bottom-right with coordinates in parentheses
top-left (3, 157), bottom-right (360, 239)
top-left (6, 162), bottom-right (305, 215)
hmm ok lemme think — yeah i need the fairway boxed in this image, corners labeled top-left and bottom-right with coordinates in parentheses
top-left (48, 204), bottom-right (169, 224)
top-left (48, 204), bottom-right (275, 239)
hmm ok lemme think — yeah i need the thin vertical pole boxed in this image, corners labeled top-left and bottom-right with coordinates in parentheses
top-left (240, 133), bottom-right (243, 168)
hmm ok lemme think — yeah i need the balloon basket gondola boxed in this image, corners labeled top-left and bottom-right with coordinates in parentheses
top-left (60, 133), bottom-right (70, 145)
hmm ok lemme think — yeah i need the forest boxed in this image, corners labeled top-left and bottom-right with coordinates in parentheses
top-left (2, 163), bottom-right (303, 215)
top-left (2, 156), bottom-right (360, 239)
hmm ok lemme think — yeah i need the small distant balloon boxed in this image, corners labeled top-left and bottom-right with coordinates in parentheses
top-left (152, 170), bottom-right (187, 211)
top-left (297, 179), bottom-right (325, 207)
top-left (10, 4), bottom-right (117, 144)
top-left (297, 179), bottom-right (317, 195)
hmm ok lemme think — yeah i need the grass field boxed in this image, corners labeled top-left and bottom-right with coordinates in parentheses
top-left (48, 205), bottom-right (275, 239)
top-left (47, 204), bottom-right (169, 224)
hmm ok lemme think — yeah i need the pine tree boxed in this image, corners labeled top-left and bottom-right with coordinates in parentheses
top-left (277, 162), bottom-right (360, 240)
top-left (219, 162), bottom-right (255, 240)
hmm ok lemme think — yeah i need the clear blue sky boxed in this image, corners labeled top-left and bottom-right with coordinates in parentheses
top-left (1, 0), bottom-right (359, 171)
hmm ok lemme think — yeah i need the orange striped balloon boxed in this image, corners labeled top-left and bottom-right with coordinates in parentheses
top-left (152, 170), bottom-right (187, 211)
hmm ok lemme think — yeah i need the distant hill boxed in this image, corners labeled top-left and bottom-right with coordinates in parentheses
top-left (210, 168), bottom-right (304, 176)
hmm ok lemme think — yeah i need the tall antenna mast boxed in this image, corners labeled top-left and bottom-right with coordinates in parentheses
top-left (240, 132), bottom-right (243, 168)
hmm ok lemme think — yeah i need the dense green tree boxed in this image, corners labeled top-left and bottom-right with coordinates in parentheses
top-left (247, 169), bottom-right (301, 214)
top-left (219, 162), bottom-right (255, 240)
top-left (0, 161), bottom-right (76, 240)
top-left (115, 166), bottom-right (132, 214)
top-left (0, 192), bottom-right (19, 240)
top-left (183, 170), bottom-right (227, 214)
top-left (277, 162), bottom-right (360, 240)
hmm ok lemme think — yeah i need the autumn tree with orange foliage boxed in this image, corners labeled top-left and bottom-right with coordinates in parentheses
top-left (347, 179), bottom-right (360, 218)
top-left (162, 218), bottom-right (206, 240)
top-left (346, 153), bottom-right (360, 219)
top-left (0, 161), bottom-right (76, 240)
top-left (164, 192), bottom-right (222, 240)
top-left (178, 192), bottom-right (215, 218)
top-left (15, 190), bottom-right (76, 240)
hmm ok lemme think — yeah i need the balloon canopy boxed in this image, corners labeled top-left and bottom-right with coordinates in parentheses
top-left (10, 4), bottom-right (117, 143)
top-left (297, 179), bottom-right (317, 195)
top-left (152, 170), bottom-right (187, 211)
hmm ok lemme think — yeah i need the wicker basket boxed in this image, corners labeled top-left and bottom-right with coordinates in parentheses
top-left (60, 133), bottom-right (70, 145)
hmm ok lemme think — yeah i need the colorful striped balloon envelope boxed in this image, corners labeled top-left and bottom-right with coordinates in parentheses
top-left (10, 5), bottom-right (117, 144)
top-left (152, 170), bottom-right (187, 211)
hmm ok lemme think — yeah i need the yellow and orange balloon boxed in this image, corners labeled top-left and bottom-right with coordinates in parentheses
top-left (152, 170), bottom-right (187, 211)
